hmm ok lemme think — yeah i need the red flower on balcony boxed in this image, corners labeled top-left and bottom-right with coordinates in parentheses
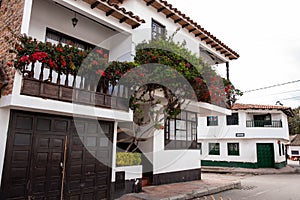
top-left (31, 52), bottom-right (48, 62)
top-left (20, 55), bottom-right (30, 64)
top-left (96, 49), bottom-right (103, 55)
top-left (96, 69), bottom-right (106, 77)
top-left (48, 58), bottom-right (56, 68)
top-left (56, 47), bottom-right (64, 53)
top-left (93, 60), bottom-right (98, 66)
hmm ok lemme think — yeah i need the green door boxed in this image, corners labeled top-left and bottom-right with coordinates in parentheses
top-left (256, 143), bottom-right (275, 168)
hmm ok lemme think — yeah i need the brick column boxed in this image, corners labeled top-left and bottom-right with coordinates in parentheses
top-left (0, 0), bottom-right (26, 96)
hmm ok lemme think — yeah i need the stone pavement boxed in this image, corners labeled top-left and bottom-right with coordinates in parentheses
top-left (117, 165), bottom-right (299, 200)
top-left (117, 173), bottom-right (242, 200)
top-left (201, 165), bottom-right (299, 175)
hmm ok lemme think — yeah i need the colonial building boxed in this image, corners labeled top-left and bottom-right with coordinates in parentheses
top-left (0, 0), bottom-right (239, 199)
top-left (198, 103), bottom-right (294, 169)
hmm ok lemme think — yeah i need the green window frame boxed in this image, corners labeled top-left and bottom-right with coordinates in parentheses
top-left (227, 143), bottom-right (239, 156)
top-left (209, 143), bottom-right (220, 155)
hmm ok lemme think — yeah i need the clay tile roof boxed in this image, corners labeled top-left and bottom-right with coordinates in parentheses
top-left (144, 0), bottom-right (239, 60)
top-left (232, 103), bottom-right (295, 117)
top-left (290, 134), bottom-right (300, 146)
top-left (83, 0), bottom-right (145, 29)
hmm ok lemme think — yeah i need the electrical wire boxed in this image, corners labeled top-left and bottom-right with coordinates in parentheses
top-left (243, 79), bottom-right (300, 93)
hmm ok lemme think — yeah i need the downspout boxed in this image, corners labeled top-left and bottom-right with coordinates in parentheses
top-left (0, 61), bottom-right (9, 98)
top-left (225, 61), bottom-right (230, 108)
top-left (226, 62), bottom-right (229, 81)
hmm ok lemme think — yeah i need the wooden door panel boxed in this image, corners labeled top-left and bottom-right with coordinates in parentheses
top-left (31, 135), bottom-right (66, 197)
top-left (1, 111), bottom-right (113, 200)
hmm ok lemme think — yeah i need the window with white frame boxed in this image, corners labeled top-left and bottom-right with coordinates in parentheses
top-left (228, 143), bottom-right (239, 156)
top-left (207, 116), bottom-right (218, 126)
top-left (45, 28), bottom-right (95, 50)
top-left (291, 150), bottom-right (299, 155)
top-left (165, 111), bottom-right (198, 149)
top-left (151, 19), bottom-right (165, 40)
top-left (226, 113), bottom-right (238, 125)
top-left (198, 143), bottom-right (202, 155)
top-left (208, 143), bottom-right (220, 155)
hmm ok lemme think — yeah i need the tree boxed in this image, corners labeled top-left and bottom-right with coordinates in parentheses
top-left (288, 106), bottom-right (300, 135)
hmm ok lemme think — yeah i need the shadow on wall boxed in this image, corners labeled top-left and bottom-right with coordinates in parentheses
top-left (0, 61), bottom-right (9, 97)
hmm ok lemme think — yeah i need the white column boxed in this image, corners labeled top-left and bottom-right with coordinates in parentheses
top-left (0, 108), bottom-right (10, 185)
top-left (21, 0), bottom-right (34, 34)
top-left (111, 121), bottom-right (118, 182)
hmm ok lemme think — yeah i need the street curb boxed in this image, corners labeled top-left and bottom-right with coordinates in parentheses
top-left (126, 181), bottom-right (241, 200)
top-left (201, 167), bottom-right (298, 175)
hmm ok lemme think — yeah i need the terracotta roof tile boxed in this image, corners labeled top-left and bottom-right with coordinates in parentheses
top-left (83, 0), bottom-right (145, 29)
top-left (290, 134), bottom-right (300, 146)
top-left (232, 103), bottom-right (295, 117)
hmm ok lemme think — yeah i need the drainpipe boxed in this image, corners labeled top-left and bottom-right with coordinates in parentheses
top-left (226, 62), bottom-right (229, 81)
top-left (0, 61), bottom-right (9, 97)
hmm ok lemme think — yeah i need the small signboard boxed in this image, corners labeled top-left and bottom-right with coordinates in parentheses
top-left (236, 133), bottom-right (245, 137)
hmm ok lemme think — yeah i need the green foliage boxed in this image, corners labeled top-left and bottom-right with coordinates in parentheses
top-left (288, 106), bottom-right (300, 135)
top-left (10, 34), bottom-right (88, 75)
top-left (116, 152), bottom-right (142, 167)
top-left (10, 33), bottom-right (243, 126)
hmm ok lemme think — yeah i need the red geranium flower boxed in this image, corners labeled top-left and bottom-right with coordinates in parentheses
top-left (96, 69), bottom-right (106, 77)
top-left (96, 49), bottom-right (103, 55)
top-left (48, 58), bottom-right (55, 67)
top-left (93, 60), bottom-right (98, 65)
top-left (20, 55), bottom-right (29, 63)
top-left (56, 47), bottom-right (64, 52)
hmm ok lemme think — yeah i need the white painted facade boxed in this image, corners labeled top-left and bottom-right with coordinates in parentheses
top-left (198, 108), bottom-right (290, 167)
top-left (287, 146), bottom-right (300, 158)
top-left (0, 0), bottom-right (237, 190)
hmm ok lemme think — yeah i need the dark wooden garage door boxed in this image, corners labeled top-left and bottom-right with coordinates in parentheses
top-left (0, 110), bottom-right (113, 200)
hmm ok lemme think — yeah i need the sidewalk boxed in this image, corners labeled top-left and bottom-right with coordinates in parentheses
top-left (118, 173), bottom-right (242, 200)
top-left (201, 165), bottom-right (299, 175)
top-left (117, 165), bottom-right (299, 200)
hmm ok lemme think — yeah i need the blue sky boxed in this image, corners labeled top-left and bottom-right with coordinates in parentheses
top-left (168, 0), bottom-right (300, 108)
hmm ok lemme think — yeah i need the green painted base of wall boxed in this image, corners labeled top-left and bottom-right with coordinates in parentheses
top-left (274, 161), bottom-right (286, 169)
top-left (202, 160), bottom-right (286, 169)
top-left (202, 160), bottom-right (258, 168)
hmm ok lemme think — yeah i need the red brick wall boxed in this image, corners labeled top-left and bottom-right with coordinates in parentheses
top-left (0, 0), bottom-right (25, 96)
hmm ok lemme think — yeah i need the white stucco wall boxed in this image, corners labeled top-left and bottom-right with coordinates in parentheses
top-left (200, 139), bottom-right (286, 163)
top-left (124, 0), bottom-right (229, 62)
top-left (152, 129), bottom-right (201, 174)
top-left (29, 0), bottom-right (112, 46)
top-left (0, 108), bottom-right (10, 185)
top-left (287, 146), bottom-right (300, 157)
top-left (198, 109), bottom-right (289, 164)
top-left (114, 165), bottom-right (143, 181)
top-left (198, 110), bottom-right (290, 140)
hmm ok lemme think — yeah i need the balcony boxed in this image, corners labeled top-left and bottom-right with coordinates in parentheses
top-left (20, 61), bottom-right (130, 111)
top-left (246, 120), bottom-right (282, 128)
